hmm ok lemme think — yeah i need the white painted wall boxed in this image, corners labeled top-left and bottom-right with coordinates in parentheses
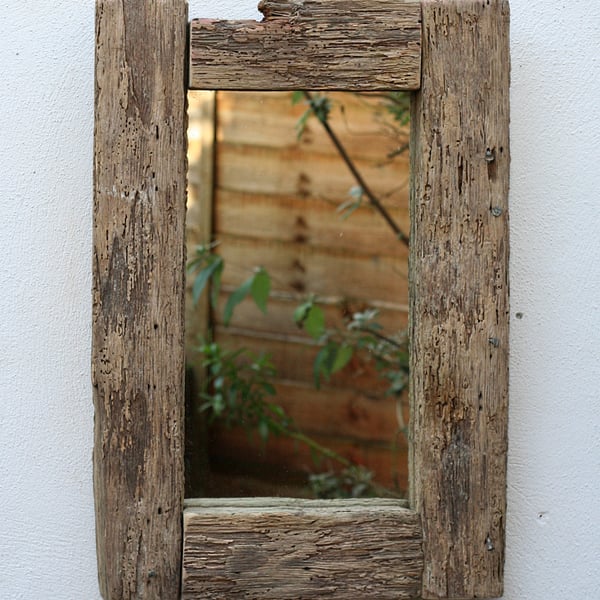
top-left (1, 1), bottom-right (598, 598)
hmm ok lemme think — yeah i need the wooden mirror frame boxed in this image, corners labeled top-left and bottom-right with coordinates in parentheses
top-left (93, 1), bottom-right (509, 598)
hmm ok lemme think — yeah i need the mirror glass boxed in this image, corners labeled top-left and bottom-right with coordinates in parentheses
top-left (185, 90), bottom-right (410, 499)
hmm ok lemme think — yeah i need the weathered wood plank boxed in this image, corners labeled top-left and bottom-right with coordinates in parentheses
top-left (182, 500), bottom-right (422, 599)
top-left (189, 1), bottom-right (422, 91)
top-left (92, 1), bottom-right (187, 597)
top-left (409, 1), bottom-right (510, 598)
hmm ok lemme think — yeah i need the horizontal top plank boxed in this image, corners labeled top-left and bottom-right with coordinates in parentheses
top-left (189, 0), bottom-right (421, 91)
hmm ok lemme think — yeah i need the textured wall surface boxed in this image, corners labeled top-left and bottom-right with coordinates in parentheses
top-left (0, 3), bottom-right (98, 598)
top-left (505, 1), bottom-right (600, 597)
top-left (0, 1), bottom-right (598, 598)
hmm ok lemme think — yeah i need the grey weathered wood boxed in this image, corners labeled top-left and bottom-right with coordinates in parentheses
top-left (182, 499), bottom-right (422, 599)
top-left (409, 1), bottom-right (510, 598)
top-left (189, 0), bottom-right (422, 91)
top-left (92, 1), bottom-right (187, 597)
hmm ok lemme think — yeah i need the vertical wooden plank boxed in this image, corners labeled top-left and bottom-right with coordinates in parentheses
top-left (92, 1), bottom-right (187, 597)
top-left (409, 1), bottom-right (510, 598)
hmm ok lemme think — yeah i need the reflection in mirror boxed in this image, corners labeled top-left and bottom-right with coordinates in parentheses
top-left (185, 91), bottom-right (410, 500)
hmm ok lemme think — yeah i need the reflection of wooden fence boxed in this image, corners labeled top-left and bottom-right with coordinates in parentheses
top-left (186, 91), bottom-right (410, 496)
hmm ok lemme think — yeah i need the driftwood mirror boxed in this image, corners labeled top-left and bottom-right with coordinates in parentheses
top-left (93, 1), bottom-right (509, 598)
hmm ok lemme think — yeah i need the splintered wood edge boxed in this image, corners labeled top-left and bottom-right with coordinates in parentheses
top-left (182, 499), bottom-right (423, 599)
top-left (189, 0), bottom-right (422, 91)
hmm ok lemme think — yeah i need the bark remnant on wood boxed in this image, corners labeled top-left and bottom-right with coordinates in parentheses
top-left (182, 498), bottom-right (423, 599)
top-left (189, 0), bottom-right (422, 91)
top-left (93, 1), bottom-right (187, 597)
top-left (409, 1), bottom-right (510, 598)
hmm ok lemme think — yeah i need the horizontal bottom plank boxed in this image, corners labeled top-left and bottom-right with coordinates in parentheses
top-left (182, 499), bottom-right (422, 599)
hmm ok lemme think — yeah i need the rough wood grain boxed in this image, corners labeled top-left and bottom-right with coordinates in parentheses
top-left (92, 1), bottom-right (187, 597)
top-left (409, 1), bottom-right (510, 598)
top-left (182, 500), bottom-right (422, 598)
top-left (189, 1), bottom-right (422, 91)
